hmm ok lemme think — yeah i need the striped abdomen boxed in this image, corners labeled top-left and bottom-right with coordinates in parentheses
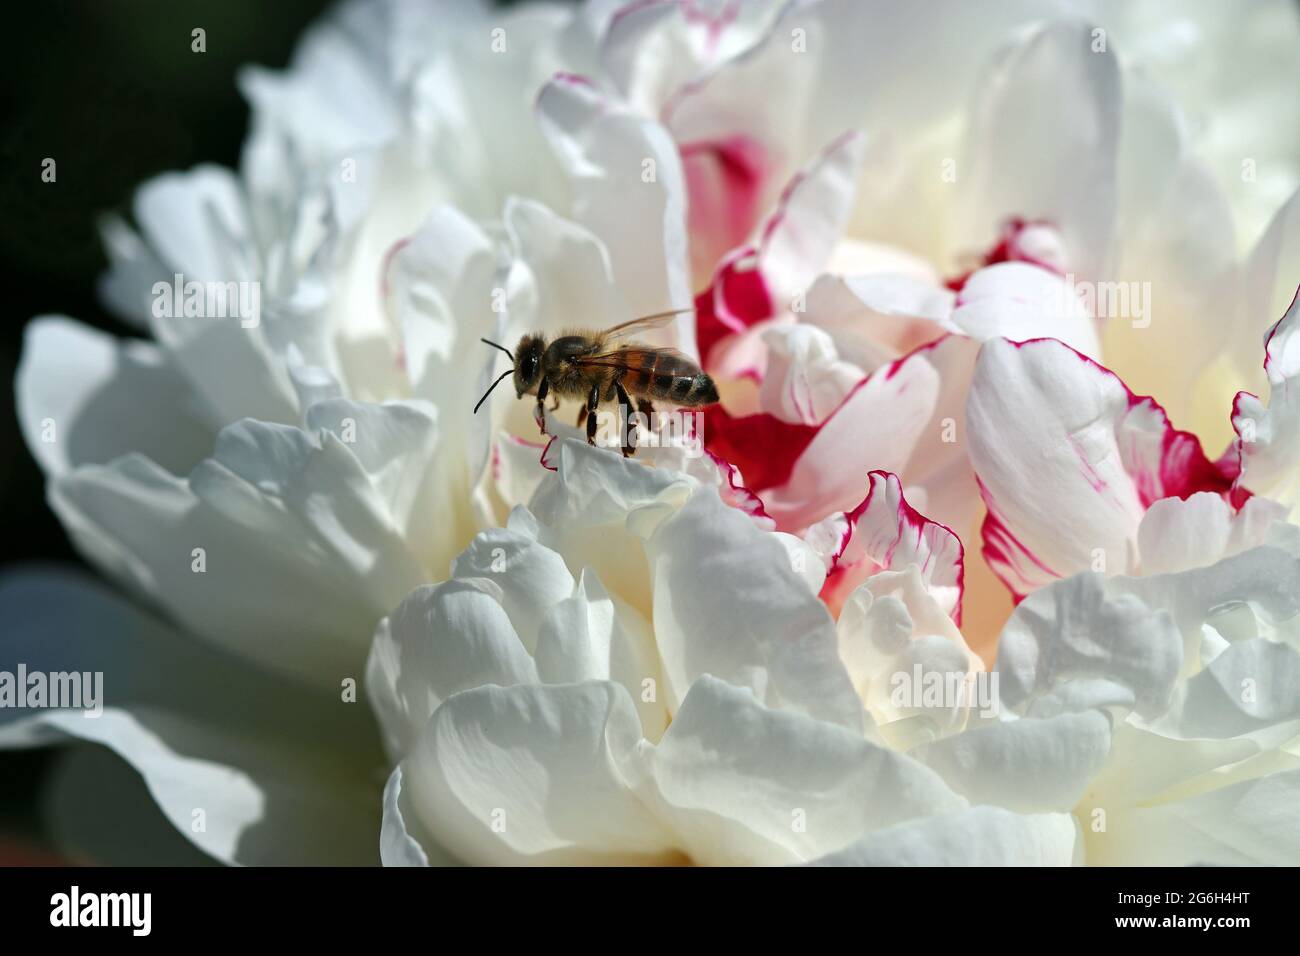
top-left (620, 349), bottom-right (719, 406)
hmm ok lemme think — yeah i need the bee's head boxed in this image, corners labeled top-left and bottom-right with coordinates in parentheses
top-left (513, 335), bottom-right (545, 397)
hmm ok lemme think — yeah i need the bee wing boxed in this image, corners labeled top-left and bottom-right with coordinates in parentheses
top-left (601, 307), bottom-right (695, 341)
top-left (570, 345), bottom-right (702, 373)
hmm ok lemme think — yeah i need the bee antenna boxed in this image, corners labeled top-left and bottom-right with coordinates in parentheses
top-left (480, 338), bottom-right (514, 361)
top-left (474, 369), bottom-right (514, 414)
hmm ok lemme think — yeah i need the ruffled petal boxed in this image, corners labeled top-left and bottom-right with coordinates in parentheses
top-left (16, 317), bottom-right (213, 477)
top-left (643, 676), bottom-right (964, 865)
top-left (812, 471), bottom-right (964, 624)
top-left (403, 681), bottom-right (676, 865)
top-left (808, 806), bottom-right (1079, 866)
top-left (759, 335), bottom-right (981, 537)
top-left (366, 581), bottom-right (538, 760)
top-left (1233, 288), bottom-right (1300, 516)
top-left (642, 486), bottom-right (862, 729)
top-left (536, 75), bottom-right (693, 344)
top-left (952, 21), bottom-right (1120, 279)
top-left (50, 403), bottom-right (438, 686)
top-left (996, 571), bottom-right (1183, 720)
top-left (967, 337), bottom-right (1235, 598)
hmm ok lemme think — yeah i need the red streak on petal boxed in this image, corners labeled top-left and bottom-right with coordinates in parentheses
top-left (379, 236), bottom-right (411, 308)
top-left (539, 436), bottom-right (559, 472)
top-left (705, 450), bottom-right (775, 526)
top-left (681, 135), bottom-right (769, 283)
top-left (701, 403), bottom-right (817, 492)
top-left (945, 217), bottom-right (1061, 291)
top-left (694, 246), bottom-right (773, 369)
top-left (819, 471), bottom-right (966, 625)
top-left (976, 475), bottom-right (1060, 604)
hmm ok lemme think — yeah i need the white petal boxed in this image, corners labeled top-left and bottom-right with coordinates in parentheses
top-left (644, 488), bottom-right (862, 729)
top-left (50, 407), bottom-right (436, 687)
top-left (1145, 638), bottom-right (1300, 743)
top-left (16, 317), bottom-right (212, 477)
top-left (763, 334), bottom-right (981, 537)
top-left (757, 323), bottom-right (863, 424)
top-left (449, 519), bottom-right (576, 654)
top-left (1243, 190), bottom-right (1300, 378)
top-left (1090, 768), bottom-right (1300, 866)
top-left (121, 166), bottom-right (302, 427)
top-left (534, 569), bottom-right (669, 740)
top-left (528, 438), bottom-right (694, 534)
top-left (598, 0), bottom-right (781, 116)
top-left (801, 272), bottom-right (955, 373)
top-left (380, 765), bottom-right (459, 867)
top-left (238, 1), bottom-right (401, 187)
top-left (756, 131), bottom-right (866, 306)
top-left (504, 198), bottom-right (624, 336)
top-left (950, 262), bottom-right (1102, 359)
top-left (967, 337), bottom-right (1232, 597)
top-left (996, 571), bottom-right (1183, 720)
top-left (1136, 492), bottom-right (1287, 575)
top-left (664, 11), bottom-right (822, 279)
top-left (404, 681), bottom-right (676, 865)
top-left (536, 76), bottom-right (692, 346)
top-left (1233, 288), bottom-right (1300, 516)
top-left (1121, 545), bottom-right (1300, 654)
top-left (809, 806), bottom-right (1079, 866)
top-left (366, 581), bottom-right (538, 760)
top-left (816, 471), bottom-right (964, 623)
top-left (1103, 155), bottom-right (1237, 430)
top-left (835, 568), bottom-right (981, 739)
top-left (644, 676), bottom-right (964, 865)
top-left (911, 711), bottom-right (1113, 813)
top-left (953, 21), bottom-right (1120, 279)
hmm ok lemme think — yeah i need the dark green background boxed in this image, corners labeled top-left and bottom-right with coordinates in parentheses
top-left (0, 0), bottom-right (341, 863)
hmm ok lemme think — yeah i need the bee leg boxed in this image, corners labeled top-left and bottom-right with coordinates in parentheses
top-left (586, 385), bottom-right (600, 446)
top-left (576, 405), bottom-right (588, 429)
top-left (549, 394), bottom-right (560, 412)
top-left (534, 378), bottom-right (550, 434)
top-left (637, 399), bottom-right (655, 434)
top-left (616, 382), bottom-right (636, 457)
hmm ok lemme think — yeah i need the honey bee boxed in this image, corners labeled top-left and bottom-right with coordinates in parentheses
top-left (474, 308), bottom-right (719, 456)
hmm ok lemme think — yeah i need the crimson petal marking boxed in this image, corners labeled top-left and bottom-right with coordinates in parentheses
top-left (817, 471), bottom-right (965, 624)
top-left (970, 337), bottom-right (1245, 602)
top-left (977, 476), bottom-right (1060, 604)
top-left (703, 450), bottom-right (776, 529)
top-left (692, 130), bottom-right (865, 370)
top-left (681, 136), bottom-right (771, 282)
top-left (694, 246), bottom-right (773, 369)
top-left (945, 217), bottom-right (1063, 292)
top-left (700, 402), bottom-right (818, 492)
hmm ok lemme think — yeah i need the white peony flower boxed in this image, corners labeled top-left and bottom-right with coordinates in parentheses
top-left (559, 0), bottom-right (1299, 664)
top-left (373, 440), bottom-right (1071, 866)
top-left (980, 535), bottom-right (1300, 865)
top-left (5, 1), bottom-right (689, 865)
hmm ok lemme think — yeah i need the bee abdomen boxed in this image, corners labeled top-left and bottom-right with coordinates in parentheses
top-left (682, 373), bottom-right (719, 406)
top-left (635, 370), bottom-right (718, 406)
